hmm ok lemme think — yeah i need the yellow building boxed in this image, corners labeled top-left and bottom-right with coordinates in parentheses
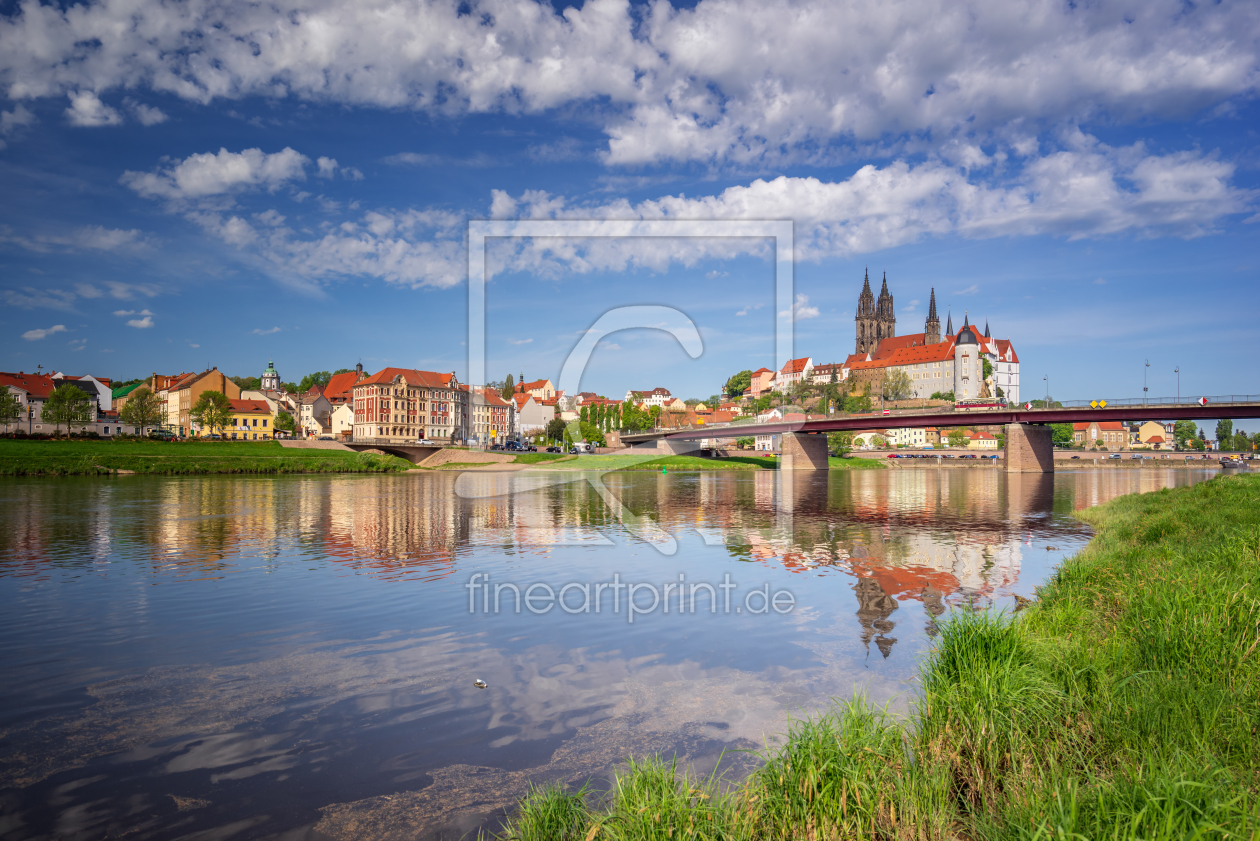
top-left (967, 430), bottom-right (999, 449)
top-left (1135, 420), bottom-right (1171, 450)
top-left (225, 399), bottom-right (275, 440)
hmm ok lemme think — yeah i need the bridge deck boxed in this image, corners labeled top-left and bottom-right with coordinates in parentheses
top-left (622, 399), bottom-right (1260, 443)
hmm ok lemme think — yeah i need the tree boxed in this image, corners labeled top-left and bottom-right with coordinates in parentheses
top-left (0, 389), bottom-right (22, 432)
top-left (1216, 419), bottom-right (1233, 446)
top-left (544, 417), bottom-right (567, 443)
top-left (869, 433), bottom-right (888, 449)
top-left (501, 374), bottom-right (515, 401)
top-left (231, 376), bottom-right (262, 391)
top-left (827, 431), bottom-right (853, 455)
top-left (43, 384), bottom-right (93, 435)
top-left (1095, 439), bottom-right (1106, 450)
top-left (580, 405), bottom-right (589, 424)
top-left (296, 371), bottom-right (333, 393)
top-left (282, 382), bottom-right (298, 393)
top-left (579, 421), bottom-right (606, 448)
top-left (1173, 420), bottom-right (1198, 449)
top-left (273, 411), bottom-right (296, 436)
top-left (882, 369), bottom-right (913, 401)
top-left (736, 436), bottom-right (754, 449)
top-left (982, 358), bottom-right (994, 380)
top-left (1050, 423), bottom-right (1074, 447)
top-left (333, 368), bottom-right (353, 376)
top-left (723, 370), bottom-right (752, 397)
top-left (930, 390), bottom-right (955, 401)
top-left (947, 428), bottom-right (969, 448)
top-left (996, 386), bottom-right (1005, 399)
top-left (843, 393), bottom-right (872, 414)
top-left (119, 386), bottom-right (163, 435)
top-left (190, 390), bottom-right (233, 437)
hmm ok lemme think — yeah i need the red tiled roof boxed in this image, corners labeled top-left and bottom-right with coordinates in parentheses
top-left (872, 333), bottom-right (931, 359)
top-left (228, 399), bottom-right (271, 413)
top-left (480, 388), bottom-right (511, 407)
top-left (968, 430), bottom-right (996, 440)
top-left (1146, 435), bottom-right (1166, 443)
top-left (1073, 421), bottom-right (1127, 431)
top-left (512, 393), bottom-right (532, 409)
top-left (0, 371), bottom-right (57, 398)
top-left (520, 379), bottom-right (552, 392)
top-left (844, 353), bottom-right (871, 365)
top-left (993, 339), bottom-right (1019, 363)
top-left (780, 357), bottom-right (811, 374)
top-left (751, 367), bottom-right (772, 375)
top-left (324, 371), bottom-right (360, 402)
top-left (355, 368), bottom-right (456, 388)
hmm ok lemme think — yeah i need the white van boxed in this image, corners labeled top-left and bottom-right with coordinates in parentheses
top-left (570, 442), bottom-right (594, 454)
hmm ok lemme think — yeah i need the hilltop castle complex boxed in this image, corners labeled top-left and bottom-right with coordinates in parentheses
top-left (847, 270), bottom-right (1022, 404)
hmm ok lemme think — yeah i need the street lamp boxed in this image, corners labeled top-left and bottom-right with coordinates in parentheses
top-left (1175, 366), bottom-right (1180, 403)
top-left (1043, 375), bottom-right (1048, 406)
top-left (1144, 359), bottom-right (1149, 408)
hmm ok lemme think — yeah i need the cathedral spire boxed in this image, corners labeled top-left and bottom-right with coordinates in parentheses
top-left (984, 320), bottom-right (990, 338)
top-left (946, 309), bottom-right (953, 336)
top-left (925, 288), bottom-right (941, 345)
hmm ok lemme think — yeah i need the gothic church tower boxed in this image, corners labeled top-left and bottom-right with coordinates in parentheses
top-left (875, 273), bottom-right (896, 342)
top-left (855, 269), bottom-right (877, 354)
top-left (924, 288), bottom-right (941, 345)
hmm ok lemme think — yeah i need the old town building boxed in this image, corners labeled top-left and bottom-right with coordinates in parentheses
top-left (352, 368), bottom-right (465, 443)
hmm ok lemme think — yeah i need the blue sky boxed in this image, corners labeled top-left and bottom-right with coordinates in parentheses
top-left (1, 0), bottom-right (1258, 403)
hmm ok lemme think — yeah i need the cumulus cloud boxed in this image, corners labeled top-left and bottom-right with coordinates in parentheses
top-left (483, 134), bottom-right (1252, 275)
top-left (64, 91), bottom-right (122, 126)
top-left (23, 324), bottom-right (67, 340)
top-left (0, 103), bottom-right (36, 148)
top-left (252, 326), bottom-right (282, 335)
top-left (121, 147), bottom-right (309, 201)
top-left (113, 308), bottom-right (154, 317)
top-left (780, 293), bottom-right (819, 321)
top-left (1, 0), bottom-right (1256, 165)
top-left (125, 98), bottom-right (169, 125)
top-left (127, 315), bottom-right (155, 328)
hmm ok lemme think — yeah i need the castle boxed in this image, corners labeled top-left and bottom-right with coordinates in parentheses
top-left (847, 271), bottom-right (1021, 404)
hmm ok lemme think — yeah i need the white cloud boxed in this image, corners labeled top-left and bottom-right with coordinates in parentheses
top-left (705, 270), bottom-right (728, 279)
top-left (3, 287), bottom-right (77, 309)
top-left (121, 147), bottom-right (309, 201)
top-left (189, 342), bottom-right (200, 348)
top-left (252, 326), bottom-right (282, 335)
top-left (114, 308), bottom-right (153, 317)
top-left (316, 156), bottom-right (339, 178)
top-left (105, 282), bottom-right (160, 299)
top-left (125, 98), bottom-right (169, 126)
top-left (127, 315), bottom-right (154, 328)
top-left (1094, 277), bottom-right (1107, 285)
top-left (779, 293), bottom-right (819, 321)
top-left (23, 324), bottom-right (67, 340)
top-left (735, 302), bottom-right (764, 316)
top-left (64, 91), bottom-right (122, 126)
top-left (0, 103), bottom-right (36, 148)
top-left (954, 284), bottom-right (979, 295)
top-left (0, 225), bottom-right (146, 253)
top-left (1, 0), bottom-right (1256, 165)
top-left (69, 338), bottom-right (87, 351)
top-left (507, 338), bottom-right (534, 345)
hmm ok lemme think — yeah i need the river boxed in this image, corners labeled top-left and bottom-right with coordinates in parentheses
top-left (0, 467), bottom-right (1218, 840)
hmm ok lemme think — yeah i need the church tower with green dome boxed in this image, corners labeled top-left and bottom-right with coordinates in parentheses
top-left (260, 360), bottom-right (281, 392)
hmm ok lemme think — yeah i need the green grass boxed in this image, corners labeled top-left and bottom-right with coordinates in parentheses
top-left (494, 473), bottom-right (1260, 840)
top-left (0, 438), bottom-right (413, 475)
top-left (830, 455), bottom-right (887, 469)
top-left (615, 455), bottom-right (777, 471)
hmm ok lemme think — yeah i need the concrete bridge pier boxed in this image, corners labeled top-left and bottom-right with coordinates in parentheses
top-left (1004, 423), bottom-right (1054, 473)
top-left (781, 432), bottom-right (830, 471)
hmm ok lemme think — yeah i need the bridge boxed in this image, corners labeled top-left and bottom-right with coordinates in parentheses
top-left (621, 395), bottom-right (1260, 473)
top-left (344, 440), bottom-right (443, 464)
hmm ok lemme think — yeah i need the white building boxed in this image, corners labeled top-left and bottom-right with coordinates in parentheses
top-left (625, 387), bottom-right (672, 408)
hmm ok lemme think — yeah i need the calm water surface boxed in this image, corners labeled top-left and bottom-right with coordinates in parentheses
top-left (0, 467), bottom-right (1217, 840)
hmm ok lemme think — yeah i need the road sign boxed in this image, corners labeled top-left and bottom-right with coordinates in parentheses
top-left (1199, 397), bottom-right (1209, 406)
top-left (1099, 400), bottom-right (1107, 408)
top-left (1024, 402), bottom-right (1032, 409)
top-left (1090, 400), bottom-right (1098, 408)
top-left (882, 409), bottom-right (890, 415)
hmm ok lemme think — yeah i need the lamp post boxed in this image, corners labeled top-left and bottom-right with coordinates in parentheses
top-left (1175, 366), bottom-right (1180, 403)
top-left (1043, 375), bottom-right (1048, 406)
top-left (1144, 359), bottom-right (1149, 408)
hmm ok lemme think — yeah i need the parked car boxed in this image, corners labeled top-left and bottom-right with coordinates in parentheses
top-left (546, 446), bottom-right (563, 453)
top-left (886, 453), bottom-right (899, 458)
top-left (317, 436), bottom-right (333, 441)
top-left (1070, 455), bottom-right (1080, 459)
top-left (1108, 453), bottom-right (1121, 460)
top-left (148, 430), bottom-right (175, 440)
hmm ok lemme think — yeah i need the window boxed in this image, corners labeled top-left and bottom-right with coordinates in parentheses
top-left (263, 419), bottom-right (268, 427)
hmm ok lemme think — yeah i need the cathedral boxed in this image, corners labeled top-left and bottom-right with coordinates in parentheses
top-left (848, 271), bottom-right (1022, 404)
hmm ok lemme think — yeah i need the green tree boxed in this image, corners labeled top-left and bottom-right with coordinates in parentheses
top-left (723, 369), bottom-right (752, 397)
top-left (1173, 420), bottom-right (1198, 449)
top-left (119, 386), bottom-right (163, 435)
top-left (1216, 419), bottom-right (1233, 447)
top-left (827, 431), bottom-right (853, 455)
top-left (231, 375), bottom-right (262, 391)
top-left (579, 420), bottom-right (606, 448)
top-left (333, 368), bottom-right (353, 376)
top-left (580, 405), bottom-right (589, 424)
top-left (736, 436), bottom-right (754, 449)
top-left (882, 369), bottom-right (913, 401)
top-left (274, 411), bottom-right (296, 435)
top-left (0, 389), bottom-right (22, 431)
top-left (843, 393), bottom-right (872, 414)
top-left (296, 371), bottom-right (333, 393)
top-left (282, 382), bottom-right (298, 393)
top-left (190, 390), bottom-right (233, 437)
top-left (43, 384), bottom-right (93, 435)
top-left (929, 390), bottom-right (955, 401)
top-left (1095, 439), bottom-right (1106, 450)
top-left (947, 428), bottom-right (969, 448)
top-left (501, 374), bottom-right (515, 401)
top-left (1050, 423), bottom-right (1075, 446)
top-left (982, 358), bottom-right (994, 380)
top-left (544, 417), bottom-right (567, 443)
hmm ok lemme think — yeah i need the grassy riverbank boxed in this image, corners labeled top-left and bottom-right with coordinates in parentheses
top-left (496, 473), bottom-right (1260, 840)
top-left (0, 439), bottom-right (413, 475)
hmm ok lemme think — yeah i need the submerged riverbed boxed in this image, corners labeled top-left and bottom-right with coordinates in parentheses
top-left (0, 467), bottom-right (1218, 840)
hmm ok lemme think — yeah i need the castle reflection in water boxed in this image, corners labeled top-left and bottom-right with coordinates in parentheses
top-left (0, 468), bottom-right (1209, 659)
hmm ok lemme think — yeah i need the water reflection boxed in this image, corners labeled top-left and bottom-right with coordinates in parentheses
top-left (0, 467), bottom-right (1219, 841)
